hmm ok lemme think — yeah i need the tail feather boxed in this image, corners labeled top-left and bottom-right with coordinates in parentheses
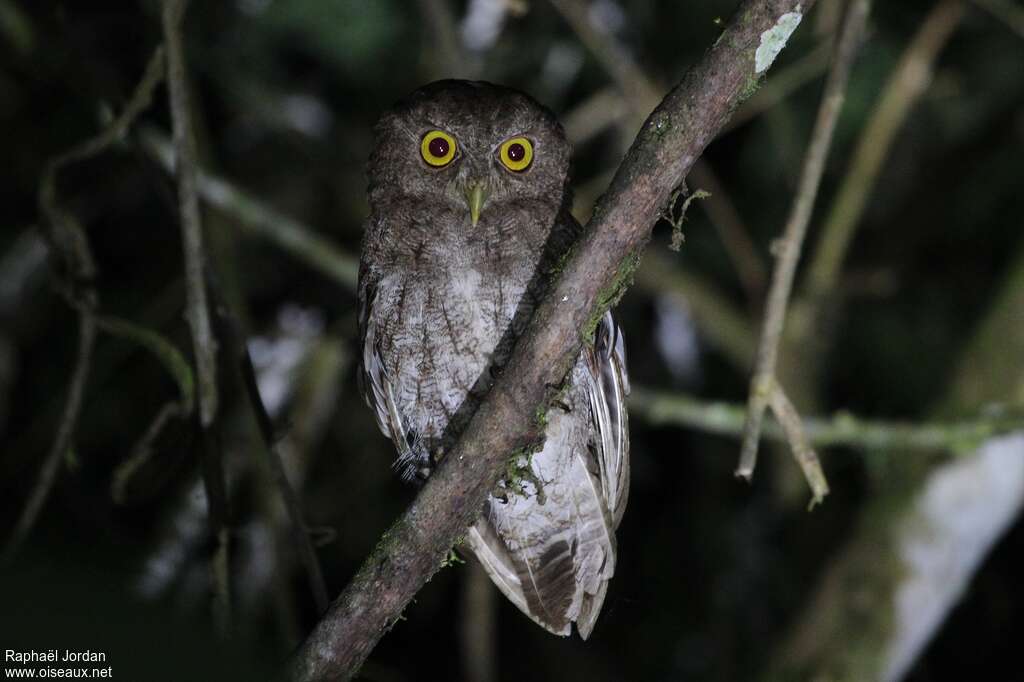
top-left (466, 396), bottom-right (617, 637)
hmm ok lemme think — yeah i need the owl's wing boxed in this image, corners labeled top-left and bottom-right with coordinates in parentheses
top-left (357, 268), bottom-right (420, 480)
top-left (575, 311), bottom-right (630, 636)
top-left (465, 410), bottom-right (617, 640)
top-left (584, 311), bottom-right (631, 526)
top-left (466, 312), bottom-right (630, 640)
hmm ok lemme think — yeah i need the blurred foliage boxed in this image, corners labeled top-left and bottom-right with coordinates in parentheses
top-left (1, 1), bottom-right (1023, 681)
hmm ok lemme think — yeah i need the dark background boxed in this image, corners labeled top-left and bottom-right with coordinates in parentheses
top-left (1, 1), bottom-right (1022, 680)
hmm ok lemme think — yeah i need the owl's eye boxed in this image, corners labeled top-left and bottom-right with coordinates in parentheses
top-left (498, 137), bottom-right (533, 172)
top-left (420, 130), bottom-right (457, 167)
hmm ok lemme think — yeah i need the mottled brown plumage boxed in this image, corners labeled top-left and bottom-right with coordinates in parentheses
top-left (358, 80), bottom-right (629, 638)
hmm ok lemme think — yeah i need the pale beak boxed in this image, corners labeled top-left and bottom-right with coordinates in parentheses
top-left (464, 181), bottom-right (489, 227)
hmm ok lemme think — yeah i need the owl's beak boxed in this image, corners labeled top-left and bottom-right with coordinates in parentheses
top-left (464, 181), bottom-right (489, 227)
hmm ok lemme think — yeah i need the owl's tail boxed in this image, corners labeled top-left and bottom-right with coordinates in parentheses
top-left (463, 409), bottom-right (617, 638)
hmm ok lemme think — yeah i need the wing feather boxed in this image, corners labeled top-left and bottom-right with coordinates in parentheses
top-left (358, 268), bottom-right (420, 480)
top-left (586, 311), bottom-right (631, 524)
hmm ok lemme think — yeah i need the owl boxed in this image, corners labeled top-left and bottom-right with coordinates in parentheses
top-left (358, 80), bottom-right (629, 638)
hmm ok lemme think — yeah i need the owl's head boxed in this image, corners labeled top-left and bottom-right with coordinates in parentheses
top-left (367, 80), bottom-right (571, 229)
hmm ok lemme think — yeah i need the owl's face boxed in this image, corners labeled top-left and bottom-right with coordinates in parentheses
top-left (367, 80), bottom-right (571, 234)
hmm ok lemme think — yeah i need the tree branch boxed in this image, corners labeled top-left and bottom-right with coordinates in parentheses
top-left (737, 0), bottom-right (870, 496)
top-left (161, 0), bottom-right (232, 634)
top-left (162, 0), bottom-right (218, 429)
top-left (631, 387), bottom-right (1024, 453)
top-left (289, 2), bottom-right (816, 679)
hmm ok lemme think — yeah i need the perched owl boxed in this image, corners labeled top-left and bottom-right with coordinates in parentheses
top-left (358, 80), bottom-right (629, 638)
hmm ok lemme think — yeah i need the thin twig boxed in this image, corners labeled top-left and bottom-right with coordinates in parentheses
top-left (162, 0), bottom-right (232, 634)
top-left (631, 386), bottom-right (1024, 452)
top-left (2, 46), bottom-right (166, 564)
top-left (797, 0), bottom-right (965, 325)
top-left (162, 0), bottom-right (218, 429)
top-left (290, 3), bottom-right (816, 679)
top-left (767, 382), bottom-right (829, 507)
top-left (737, 0), bottom-right (871, 483)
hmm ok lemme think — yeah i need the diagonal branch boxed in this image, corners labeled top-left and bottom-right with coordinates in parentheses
top-left (768, 380), bottom-right (830, 506)
top-left (289, 2), bottom-right (816, 679)
top-left (736, 0), bottom-right (870, 496)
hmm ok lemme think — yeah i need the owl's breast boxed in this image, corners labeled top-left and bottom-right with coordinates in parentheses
top-left (374, 262), bottom-right (536, 448)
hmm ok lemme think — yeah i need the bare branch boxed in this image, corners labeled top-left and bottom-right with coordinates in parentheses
top-left (162, 0), bottom-right (218, 429)
top-left (289, 2), bottom-right (817, 679)
top-left (768, 381), bottom-right (830, 507)
top-left (162, 0), bottom-right (232, 634)
top-left (737, 0), bottom-right (870, 484)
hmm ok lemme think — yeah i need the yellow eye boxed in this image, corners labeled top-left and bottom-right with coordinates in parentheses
top-left (421, 130), bottom-right (457, 167)
top-left (499, 137), bottom-right (533, 172)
